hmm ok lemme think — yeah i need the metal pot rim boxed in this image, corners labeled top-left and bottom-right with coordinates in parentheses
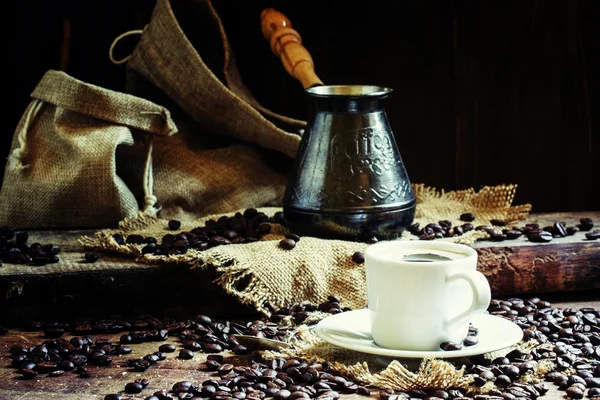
top-left (306, 85), bottom-right (392, 97)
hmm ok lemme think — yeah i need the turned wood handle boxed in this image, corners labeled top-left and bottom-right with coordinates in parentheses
top-left (260, 8), bottom-right (323, 89)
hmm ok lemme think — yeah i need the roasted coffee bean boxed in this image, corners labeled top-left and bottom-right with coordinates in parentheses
top-left (460, 213), bottom-right (476, 222)
top-left (579, 218), bottom-right (594, 231)
top-left (463, 336), bottom-right (479, 346)
top-left (85, 253), bottom-right (100, 263)
top-left (176, 349), bottom-right (192, 360)
top-left (553, 222), bottom-right (567, 237)
top-left (168, 220), bottom-right (182, 231)
top-left (490, 233), bottom-right (507, 242)
top-left (490, 219), bottom-right (506, 226)
top-left (529, 231), bottom-right (553, 243)
top-left (441, 342), bottom-right (463, 351)
top-left (104, 395), bottom-right (123, 400)
top-left (351, 252), bottom-right (364, 264)
top-left (142, 243), bottom-right (157, 255)
top-left (585, 230), bottom-right (600, 240)
top-left (126, 234), bottom-right (145, 244)
top-left (57, 360), bottom-right (75, 371)
top-left (279, 239), bottom-right (296, 250)
top-left (566, 386), bottom-right (585, 399)
top-left (125, 381), bottom-right (144, 394)
top-left (159, 343), bottom-right (176, 353)
top-left (566, 226), bottom-right (579, 235)
top-left (505, 230), bottom-right (522, 240)
top-left (77, 366), bottom-right (91, 378)
top-left (20, 368), bottom-right (38, 379)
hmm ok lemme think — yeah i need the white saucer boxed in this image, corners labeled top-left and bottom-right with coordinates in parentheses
top-left (314, 309), bottom-right (523, 359)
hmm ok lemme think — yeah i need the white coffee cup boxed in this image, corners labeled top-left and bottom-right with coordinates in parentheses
top-left (364, 241), bottom-right (491, 351)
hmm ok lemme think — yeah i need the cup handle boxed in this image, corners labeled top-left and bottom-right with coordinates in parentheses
top-left (444, 271), bottom-right (491, 331)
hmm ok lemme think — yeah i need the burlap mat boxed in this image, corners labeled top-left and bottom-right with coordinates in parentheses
top-left (81, 184), bottom-right (531, 315)
top-left (258, 324), bottom-right (550, 394)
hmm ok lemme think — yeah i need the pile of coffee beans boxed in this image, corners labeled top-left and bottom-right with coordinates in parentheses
top-left (410, 216), bottom-right (598, 243)
top-left (0, 226), bottom-right (61, 266)
top-left (5, 296), bottom-right (347, 380)
top-left (104, 357), bottom-right (373, 400)
top-left (114, 209), bottom-right (285, 256)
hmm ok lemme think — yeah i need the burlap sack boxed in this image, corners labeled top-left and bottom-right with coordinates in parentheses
top-left (81, 184), bottom-right (532, 314)
top-left (0, 70), bottom-right (177, 228)
top-left (114, 0), bottom-right (306, 219)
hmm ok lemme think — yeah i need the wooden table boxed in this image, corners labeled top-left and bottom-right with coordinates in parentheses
top-left (0, 211), bottom-right (598, 399)
top-left (1, 212), bottom-right (598, 325)
top-left (0, 293), bottom-right (598, 400)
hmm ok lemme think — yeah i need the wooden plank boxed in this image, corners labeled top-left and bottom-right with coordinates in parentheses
top-left (1, 213), bottom-right (598, 326)
top-left (471, 211), bottom-right (600, 296)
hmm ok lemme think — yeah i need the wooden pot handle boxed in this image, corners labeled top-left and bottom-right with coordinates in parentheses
top-left (260, 8), bottom-right (323, 89)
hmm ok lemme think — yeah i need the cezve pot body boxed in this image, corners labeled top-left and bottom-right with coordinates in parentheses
top-left (283, 85), bottom-right (416, 240)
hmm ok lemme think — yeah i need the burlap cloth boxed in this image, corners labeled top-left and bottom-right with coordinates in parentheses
top-left (80, 183), bottom-right (533, 392)
top-left (81, 183), bottom-right (531, 315)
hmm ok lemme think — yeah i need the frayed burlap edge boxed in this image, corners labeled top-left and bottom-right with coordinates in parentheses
top-left (80, 184), bottom-right (532, 316)
top-left (262, 325), bottom-right (471, 392)
top-left (261, 325), bottom-right (556, 394)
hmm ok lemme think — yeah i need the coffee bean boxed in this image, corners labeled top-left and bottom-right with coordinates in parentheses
top-left (84, 253), bottom-right (100, 263)
top-left (279, 239), bottom-right (296, 250)
top-left (566, 386), bottom-right (585, 399)
top-left (578, 218), bottom-right (594, 231)
top-left (585, 230), bottom-right (600, 240)
top-left (505, 230), bottom-right (522, 240)
top-left (159, 344), bottom-right (176, 353)
top-left (463, 336), bottom-right (479, 346)
top-left (419, 233), bottom-right (435, 240)
top-left (441, 342), bottom-right (463, 351)
top-left (125, 234), bottom-right (145, 244)
top-left (460, 213), bottom-right (476, 222)
top-left (48, 369), bottom-right (64, 377)
top-left (529, 231), bottom-right (553, 243)
top-left (168, 220), bottom-right (181, 231)
top-left (125, 382), bottom-right (144, 394)
top-left (351, 252), bottom-right (364, 264)
top-left (553, 222), bottom-right (567, 237)
top-left (177, 348), bottom-right (194, 360)
top-left (20, 368), bottom-right (38, 379)
top-left (491, 219), bottom-right (506, 226)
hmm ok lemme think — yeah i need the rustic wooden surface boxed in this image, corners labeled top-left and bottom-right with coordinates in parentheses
top-left (0, 295), bottom-right (597, 400)
top-left (0, 212), bottom-right (598, 325)
top-left (471, 211), bottom-right (600, 295)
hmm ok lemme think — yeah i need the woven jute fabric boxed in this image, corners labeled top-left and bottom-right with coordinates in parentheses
top-left (0, 70), bottom-right (177, 229)
top-left (262, 325), bottom-right (472, 392)
top-left (81, 184), bottom-right (531, 316)
top-left (259, 325), bottom-right (552, 394)
top-left (120, 0), bottom-right (306, 220)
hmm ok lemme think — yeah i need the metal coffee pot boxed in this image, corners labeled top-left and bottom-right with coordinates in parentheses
top-left (261, 10), bottom-right (416, 240)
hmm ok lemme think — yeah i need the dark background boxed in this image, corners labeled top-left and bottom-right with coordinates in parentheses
top-left (7, 0), bottom-right (599, 213)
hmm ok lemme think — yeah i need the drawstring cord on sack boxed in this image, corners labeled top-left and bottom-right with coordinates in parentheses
top-left (109, 29), bottom-right (144, 65)
top-left (7, 99), bottom-right (44, 170)
top-left (142, 135), bottom-right (159, 216)
top-left (138, 109), bottom-right (177, 216)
